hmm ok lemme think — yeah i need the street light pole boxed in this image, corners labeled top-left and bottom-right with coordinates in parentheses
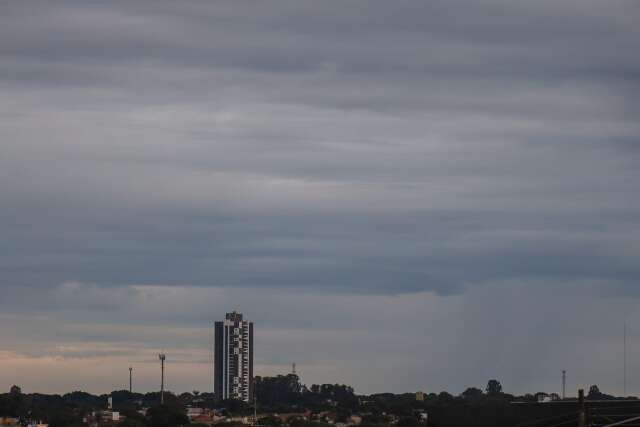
top-left (254, 378), bottom-right (258, 427)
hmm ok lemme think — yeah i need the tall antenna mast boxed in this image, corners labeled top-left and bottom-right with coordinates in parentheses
top-left (624, 322), bottom-right (627, 396)
top-left (159, 353), bottom-right (166, 405)
top-left (562, 370), bottom-right (566, 400)
top-left (129, 367), bottom-right (133, 393)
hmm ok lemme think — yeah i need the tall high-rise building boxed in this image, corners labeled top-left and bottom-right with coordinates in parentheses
top-left (214, 311), bottom-right (254, 402)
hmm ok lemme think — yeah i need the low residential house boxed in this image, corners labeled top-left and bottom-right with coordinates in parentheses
top-left (0, 417), bottom-right (19, 427)
top-left (348, 415), bottom-right (362, 425)
top-left (191, 413), bottom-right (216, 426)
top-left (275, 413), bottom-right (308, 423)
top-left (316, 411), bottom-right (339, 424)
top-left (225, 416), bottom-right (251, 424)
top-left (187, 406), bottom-right (205, 420)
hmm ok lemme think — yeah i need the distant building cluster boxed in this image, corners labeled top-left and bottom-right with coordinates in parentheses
top-left (0, 417), bottom-right (46, 427)
top-left (1, 310), bottom-right (437, 427)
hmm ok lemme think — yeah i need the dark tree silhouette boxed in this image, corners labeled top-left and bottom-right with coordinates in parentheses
top-left (146, 404), bottom-right (189, 427)
top-left (461, 387), bottom-right (483, 400)
top-left (485, 379), bottom-right (503, 395)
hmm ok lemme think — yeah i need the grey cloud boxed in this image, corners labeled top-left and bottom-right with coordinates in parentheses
top-left (2, 282), bottom-right (640, 395)
top-left (1, 0), bottom-right (639, 394)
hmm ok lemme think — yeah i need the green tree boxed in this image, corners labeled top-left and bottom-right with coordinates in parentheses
top-left (461, 387), bottom-right (483, 400)
top-left (437, 391), bottom-right (454, 402)
top-left (120, 418), bottom-right (146, 427)
top-left (485, 379), bottom-right (503, 395)
top-left (255, 374), bottom-right (303, 407)
top-left (259, 415), bottom-right (283, 427)
top-left (120, 408), bottom-right (146, 426)
top-left (397, 416), bottom-right (421, 427)
top-left (221, 398), bottom-right (253, 415)
top-left (47, 408), bottom-right (86, 427)
top-left (146, 404), bottom-right (189, 427)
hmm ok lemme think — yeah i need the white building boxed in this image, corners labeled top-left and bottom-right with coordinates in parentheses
top-left (214, 311), bottom-right (254, 402)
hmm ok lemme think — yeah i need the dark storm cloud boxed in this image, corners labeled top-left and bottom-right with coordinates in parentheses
top-left (1, 0), bottom-right (640, 394)
top-left (0, 0), bottom-right (639, 294)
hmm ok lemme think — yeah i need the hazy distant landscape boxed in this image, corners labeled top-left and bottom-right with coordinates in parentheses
top-left (2, 377), bottom-right (636, 427)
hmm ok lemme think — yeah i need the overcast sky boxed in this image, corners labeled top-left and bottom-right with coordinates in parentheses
top-left (1, 0), bottom-right (640, 397)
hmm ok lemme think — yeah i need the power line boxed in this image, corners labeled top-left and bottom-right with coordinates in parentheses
top-left (510, 411), bottom-right (579, 427)
top-left (548, 418), bottom-right (579, 427)
top-left (604, 415), bottom-right (640, 427)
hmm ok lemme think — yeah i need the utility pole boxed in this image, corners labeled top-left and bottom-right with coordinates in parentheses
top-left (129, 367), bottom-right (133, 393)
top-left (562, 370), bottom-right (566, 400)
top-left (253, 377), bottom-right (258, 427)
top-left (578, 389), bottom-right (586, 427)
top-left (159, 354), bottom-right (166, 405)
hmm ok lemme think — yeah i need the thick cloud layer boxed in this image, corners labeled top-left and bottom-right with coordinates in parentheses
top-left (1, 0), bottom-right (639, 394)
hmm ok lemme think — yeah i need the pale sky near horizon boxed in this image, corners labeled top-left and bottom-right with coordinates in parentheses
top-left (1, 0), bottom-right (640, 397)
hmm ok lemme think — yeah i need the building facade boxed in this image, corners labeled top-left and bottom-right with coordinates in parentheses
top-left (214, 311), bottom-right (254, 402)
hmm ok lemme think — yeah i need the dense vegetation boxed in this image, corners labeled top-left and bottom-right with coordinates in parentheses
top-left (0, 378), bottom-right (634, 427)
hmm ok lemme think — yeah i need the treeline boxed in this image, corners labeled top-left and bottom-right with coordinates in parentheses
top-left (0, 388), bottom-right (203, 427)
top-left (255, 375), bottom-right (358, 411)
top-left (1, 379), bottom-right (635, 427)
top-left (253, 376), bottom-right (637, 427)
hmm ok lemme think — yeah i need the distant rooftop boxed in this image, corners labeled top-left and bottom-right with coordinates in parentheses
top-left (225, 311), bottom-right (243, 321)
